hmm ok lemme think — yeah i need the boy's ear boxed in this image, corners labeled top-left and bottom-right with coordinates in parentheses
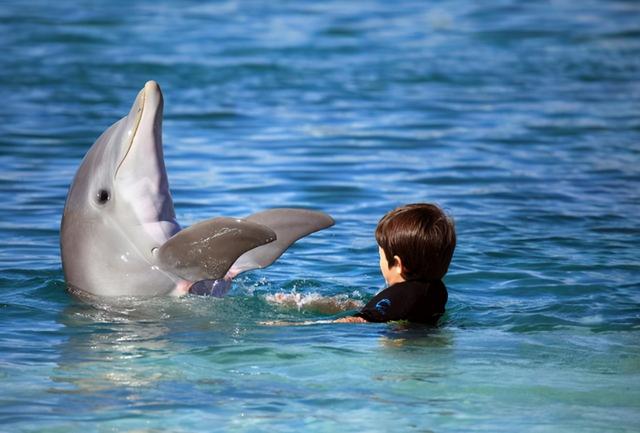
top-left (392, 255), bottom-right (403, 274)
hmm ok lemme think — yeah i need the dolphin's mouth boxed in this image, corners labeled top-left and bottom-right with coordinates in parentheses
top-left (109, 80), bottom-right (177, 242)
top-left (114, 81), bottom-right (163, 180)
top-left (114, 86), bottom-right (145, 179)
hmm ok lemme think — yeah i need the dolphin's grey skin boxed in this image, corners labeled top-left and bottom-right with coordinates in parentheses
top-left (60, 81), bottom-right (334, 298)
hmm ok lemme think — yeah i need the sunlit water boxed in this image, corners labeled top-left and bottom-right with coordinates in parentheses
top-left (1, 1), bottom-right (639, 432)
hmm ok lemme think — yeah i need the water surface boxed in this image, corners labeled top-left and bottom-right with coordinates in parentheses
top-left (1, 0), bottom-right (639, 432)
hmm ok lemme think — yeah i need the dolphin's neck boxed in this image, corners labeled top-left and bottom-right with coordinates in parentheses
top-left (141, 220), bottom-right (181, 245)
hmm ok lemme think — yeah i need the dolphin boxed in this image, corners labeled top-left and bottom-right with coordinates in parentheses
top-left (60, 81), bottom-right (334, 298)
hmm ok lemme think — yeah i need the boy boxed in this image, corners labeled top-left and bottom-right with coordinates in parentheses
top-left (337, 203), bottom-right (455, 324)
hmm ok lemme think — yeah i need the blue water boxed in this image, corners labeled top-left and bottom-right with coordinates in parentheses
top-left (1, 0), bottom-right (639, 431)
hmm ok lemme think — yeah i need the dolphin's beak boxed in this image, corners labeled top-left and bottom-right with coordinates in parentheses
top-left (109, 81), bottom-right (178, 244)
top-left (140, 80), bottom-right (164, 133)
top-left (115, 80), bottom-right (165, 181)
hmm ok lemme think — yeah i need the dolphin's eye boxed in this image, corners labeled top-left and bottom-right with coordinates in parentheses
top-left (96, 189), bottom-right (110, 204)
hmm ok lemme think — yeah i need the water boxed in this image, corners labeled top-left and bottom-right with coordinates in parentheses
top-left (1, 0), bottom-right (639, 431)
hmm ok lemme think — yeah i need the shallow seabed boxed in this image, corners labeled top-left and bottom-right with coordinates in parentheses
top-left (0, 0), bottom-right (639, 432)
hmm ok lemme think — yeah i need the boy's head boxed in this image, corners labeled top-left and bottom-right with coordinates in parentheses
top-left (375, 203), bottom-right (456, 282)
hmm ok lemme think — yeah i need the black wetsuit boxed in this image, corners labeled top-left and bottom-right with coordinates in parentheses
top-left (354, 280), bottom-right (448, 325)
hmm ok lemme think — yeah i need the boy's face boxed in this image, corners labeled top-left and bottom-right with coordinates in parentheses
top-left (378, 246), bottom-right (405, 286)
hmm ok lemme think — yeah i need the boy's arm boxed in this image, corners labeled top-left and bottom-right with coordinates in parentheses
top-left (260, 317), bottom-right (367, 326)
top-left (260, 292), bottom-right (368, 326)
top-left (333, 316), bottom-right (368, 323)
top-left (265, 292), bottom-right (363, 314)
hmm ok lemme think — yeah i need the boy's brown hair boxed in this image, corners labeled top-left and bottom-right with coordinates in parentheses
top-left (375, 203), bottom-right (456, 281)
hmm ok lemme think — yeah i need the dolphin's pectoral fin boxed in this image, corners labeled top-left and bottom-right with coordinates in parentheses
top-left (228, 209), bottom-right (335, 277)
top-left (157, 217), bottom-right (276, 281)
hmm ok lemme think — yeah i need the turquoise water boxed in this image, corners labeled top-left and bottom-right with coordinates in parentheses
top-left (1, 0), bottom-right (639, 431)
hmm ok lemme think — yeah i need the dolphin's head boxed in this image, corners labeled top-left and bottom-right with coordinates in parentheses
top-left (61, 81), bottom-right (181, 297)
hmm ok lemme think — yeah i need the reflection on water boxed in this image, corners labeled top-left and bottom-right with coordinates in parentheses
top-left (47, 293), bottom-right (459, 427)
top-left (52, 301), bottom-right (176, 395)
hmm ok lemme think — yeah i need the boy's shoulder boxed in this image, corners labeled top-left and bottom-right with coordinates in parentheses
top-left (355, 280), bottom-right (447, 324)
